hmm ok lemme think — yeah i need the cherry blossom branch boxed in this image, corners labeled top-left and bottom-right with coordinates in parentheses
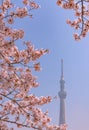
top-left (57, 0), bottom-right (89, 40)
top-left (81, 0), bottom-right (84, 34)
top-left (0, 119), bottom-right (39, 129)
top-left (0, 1), bottom-right (67, 129)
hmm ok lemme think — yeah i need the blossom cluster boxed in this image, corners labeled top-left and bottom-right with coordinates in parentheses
top-left (0, 0), bottom-right (67, 130)
top-left (57, 0), bottom-right (89, 40)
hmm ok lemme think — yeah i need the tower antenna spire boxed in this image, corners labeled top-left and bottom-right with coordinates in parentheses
top-left (61, 59), bottom-right (64, 79)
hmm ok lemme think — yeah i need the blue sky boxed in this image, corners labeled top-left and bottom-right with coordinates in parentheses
top-left (14, 0), bottom-right (89, 130)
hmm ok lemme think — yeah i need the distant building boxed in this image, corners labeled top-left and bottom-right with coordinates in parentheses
top-left (58, 59), bottom-right (67, 130)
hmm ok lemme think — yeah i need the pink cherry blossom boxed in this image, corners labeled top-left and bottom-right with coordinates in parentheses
top-left (57, 0), bottom-right (89, 40)
top-left (0, 1), bottom-right (67, 130)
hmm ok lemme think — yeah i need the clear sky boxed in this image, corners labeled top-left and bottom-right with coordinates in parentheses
top-left (14, 0), bottom-right (89, 130)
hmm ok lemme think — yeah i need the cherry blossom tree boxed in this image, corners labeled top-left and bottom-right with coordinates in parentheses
top-left (0, 0), bottom-right (68, 130)
top-left (57, 0), bottom-right (89, 40)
